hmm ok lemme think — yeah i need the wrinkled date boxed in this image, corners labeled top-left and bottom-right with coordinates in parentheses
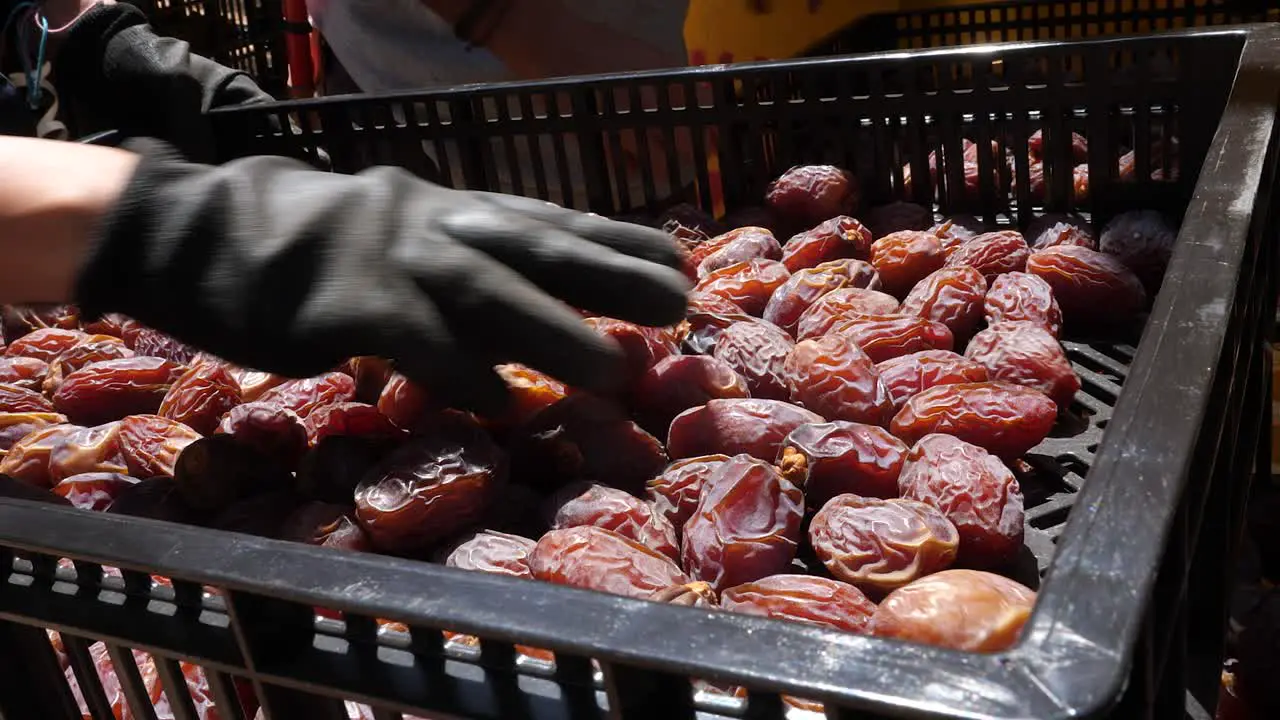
top-left (0, 356), bottom-right (48, 392)
top-left (983, 272), bottom-right (1064, 338)
top-left (125, 326), bottom-right (198, 365)
top-left (681, 455), bottom-right (804, 590)
top-left (721, 574), bottom-right (876, 633)
top-left (2, 305), bottom-right (79, 338)
top-left (766, 165), bottom-right (859, 230)
top-left (0, 423), bottom-right (85, 487)
top-left (4, 328), bottom-right (88, 362)
top-left (891, 382), bottom-right (1056, 459)
top-left (1032, 221), bottom-right (1096, 251)
top-left (688, 226), bottom-right (773, 269)
top-left (227, 367), bottom-right (288, 403)
top-left (494, 363), bottom-right (570, 428)
top-left (778, 421), bottom-right (907, 505)
top-left (667, 398), bottom-right (825, 461)
top-left (899, 266), bottom-right (988, 341)
top-left (583, 317), bottom-right (681, 381)
top-left (651, 581), bottom-right (719, 608)
top-left (632, 355), bottom-right (749, 436)
top-left (712, 320), bottom-right (795, 400)
top-left (0, 383), bottom-right (54, 414)
top-left (0, 412), bottom-right (67, 452)
top-left (829, 315), bottom-right (954, 363)
top-left (158, 362), bottom-right (242, 435)
top-left (781, 216), bottom-right (874, 271)
top-left (117, 414), bottom-right (203, 478)
top-left (945, 231), bottom-right (1030, 280)
top-left (48, 422), bottom-right (129, 483)
top-left (355, 418), bottom-right (507, 553)
top-left (898, 433), bottom-right (1025, 567)
top-left (549, 483), bottom-right (680, 561)
top-left (870, 231), bottom-right (947, 298)
top-left (217, 402), bottom-right (310, 468)
top-left (681, 310), bottom-right (757, 356)
top-left (343, 356), bottom-right (396, 404)
top-left (870, 569), bottom-right (1036, 651)
top-left (763, 259), bottom-right (879, 335)
top-left (302, 402), bottom-right (403, 446)
top-left (42, 337), bottom-right (135, 395)
top-left (446, 530), bottom-right (536, 578)
top-left (965, 322), bottom-right (1081, 409)
top-left (1026, 245), bottom-right (1147, 325)
top-left (694, 259), bottom-right (792, 317)
top-left (645, 455), bottom-right (730, 534)
top-left (529, 526), bottom-right (691, 599)
top-left (809, 495), bottom-right (959, 595)
top-left (875, 350), bottom-right (990, 411)
top-left (257, 372), bottom-right (358, 418)
top-left (377, 372), bottom-right (430, 430)
top-left (52, 357), bottom-right (186, 426)
top-left (1099, 209), bottom-right (1176, 293)
top-left (784, 335), bottom-right (894, 426)
top-left (695, 227), bottom-right (783, 278)
top-left (687, 291), bottom-right (746, 316)
top-left (53, 473), bottom-right (141, 512)
top-left (280, 502), bottom-right (372, 552)
top-left (795, 287), bottom-right (900, 340)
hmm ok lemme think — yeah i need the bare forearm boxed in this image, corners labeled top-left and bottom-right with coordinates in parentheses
top-left (0, 138), bottom-right (138, 305)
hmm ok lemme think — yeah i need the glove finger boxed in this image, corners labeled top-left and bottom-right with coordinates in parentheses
top-left (402, 242), bottom-right (629, 394)
top-left (440, 215), bottom-right (689, 327)
top-left (468, 192), bottom-right (684, 270)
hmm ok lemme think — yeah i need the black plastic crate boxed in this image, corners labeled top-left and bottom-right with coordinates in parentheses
top-left (0, 25), bottom-right (1276, 720)
top-left (805, 0), bottom-right (1280, 56)
top-left (127, 0), bottom-right (288, 98)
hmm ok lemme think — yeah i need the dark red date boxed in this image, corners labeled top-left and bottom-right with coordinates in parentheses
top-left (809, 495), bottom-right (959, 595)
top-left (711, 320), bottom-right (795, 400)
top-left (721, 574), bottom-right (876, 633)
top-left (795, 287), bottom-right (900, 340)
top-left (784, 335), bottom-right (893, 426)
top-left (4, 328), bottom-right (88, 362)
top-left (157, 362), bottom-right (242, 435)
top-left (891, 381), bottom-right (1057, 458)
top-left (644, 455), bottom-right (730, 535)
top-left (870, 231), bottom-right (947, 298)
top-left (446, 530), bottom-right (536, 578)
top-left (0, 356), bottom-right (48, 392)
top-left (667, 398), bottom-right (825, 462)
top-left (763, 260), bottom-right (876, 335)
top-left (766, 165), bottom-right (859, 230)
top-left (118, 414), bottom-right (203, 478)
top-left (983, 272), bottom-right (1064, 338)
top-left (875, 350), bottom-right (990, 410)
top-left (694, 259), bottom-right (792, 316)
top-left (945, 230), bottom-right (1029, 280)
top-left (899, 266), bottom-right (988, 341)
top-left (1026, 245), bottom-right (1147, 325)
top-left (257, 372), bottom-right (357, 417)
top-left (829, 315), bottom-right (954, 363)
top-left (781, 216), bottom-right (873, 271)
top-left (52, 357), bottom-right (186, 426)
top-left (549, 482), bottom-right (680, 561)
top-left (53, 473), bottom-right (141, 512)
top-left (777, 421), bottom-right (907, 505)
top-left (964, 321), bottom-right (1081, 409)
top-left (632, 355), bottom-right (749, 436)
top-left (529, 526), bottom-right (690, 600)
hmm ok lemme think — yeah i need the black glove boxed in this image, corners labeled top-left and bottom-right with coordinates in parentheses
top-left (76, 139), bottom-right (689, 413)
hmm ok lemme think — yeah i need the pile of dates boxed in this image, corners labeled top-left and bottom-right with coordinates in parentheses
top-left (0, 164), bottom-right (1179, 720)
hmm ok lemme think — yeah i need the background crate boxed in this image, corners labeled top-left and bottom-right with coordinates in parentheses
top-left (0, 26), bottom-right (1276, 720)
top-left (127, 0), bottom-right (288, 98)
top-left (805, 0), bottom-right (1280, 56)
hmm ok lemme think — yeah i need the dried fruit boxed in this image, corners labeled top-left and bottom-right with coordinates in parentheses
top-left (48, 422), bottom-right (129, 482)
top-left (645, 455), bottom-right (730, 534)
top-left (891, 382), bottom-right (1056, 458)
top-left (829, 315), bottom-right (954, 363)
top-left (763, 259), bottom-right (879, 335)
top-left (870, 231), bottom-right (947, 297)
top-left (4, 328), bottom-right (88, 362)
top-left (870, 569), bottom-right (1035, 651)
top-left (809, 495), bottom-right (959, 594)
top-left (157, 362), bottom-right (242, 435)
top-left (945, 231), bottom-right (1029, 280)
top-left (279, 502), bottom-right (372, 552)
top-left (696, 227), bottom-right (783, 278)
top-left (302, 402), bottom-right (402, 446)
top-left (42, 337), bottom-right (135, 394)
top-left (687, 292), bottom-right (746, 316)
top-left (529, 526), bottom-right (690, 599)
top-left (899, 266), bottom-right (988, 341)
top-left (377, 372), bottom-right (430, 429)
top-left (355, 419), bottom-right (507, 553)
top-left (875, 350), bottom-right (990, 411)
top-left (781, 216), bottom-right (873, 271)
top-left (721, 574), bottom-right (876, 633)
top-left (667, 398), bottom-right (824, 461)
top-left (446, 530), bottom-right (536, 578)
top-left (53, 473), bottom-right (141, 512)
top-left (118, 414), bottom-right (203, 478)
top-left (631, 355), bottom-right (749, 436)
top-left (930, 217), bottom-right (983, 247)
top-left (342, 356), bottom-right (396, 404)
top-left (898, 434), bottom-right (1025, 567)
top-left (784, 335), bottom-right (893, 426)
top-left (583, 317), bottom-right (681, 380)
top-left (228, 367), bottom-right (288, 403)
top-left (52, 357), bottom-right (186, 426)
top-left (494, 363), bottom-right (570, 428)
top-left (0, 423), bottom-right (85, 487)
top-left (106, 476), bottom-right (204, 524)
top-left (965, 322), bottom-right (1080, 409)
top-left (681, 455), bottom-right (804, 590)
top-left (0, 412), bottom-right (67, 452)
top-left (126, 326), bottom-right (198, 365)
top-left (217, 402), bottom-right (310, 468)
top-left (712, 320), bottom-right (794, 400)
top-left (983, 272), bottom-right (1064, 338)
top-left (0, 383), bottom-right (55, 413)
top-left (1099, 209), bottom-right (1176, 293)
top-left (0, 356), bottom-right (49, 392)
top-left (694, 259), bottom-right (792, 316)
top-left (1032, 221), bottom-right (1096, 251)
top-left (2, 305), bottom-right (79, 338)
top-left (1026, 245), bottom-right (1147, 325)
top-left (682, 310), bottom-right (757, 356)
top-left (766, 165), bottom-right (858, 229)
top-left (777, 421), bottom-right (907, 505)
top-left (651, 581), bottom-right (719, 608)
top-left (795, 287), bottom-right (900, 340)
top-left (257, 372), bottom-right (358, 417)
top-left (549, 482), bottom-right (680, 561)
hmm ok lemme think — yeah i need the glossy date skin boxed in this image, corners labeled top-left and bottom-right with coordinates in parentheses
top-left (875, 350), bottom-right (990, 411)
top-left (4, 328), bottom-right (89, 362)
top-left (964, 322), bottom-right (1081, 410)
top-left (870, 569), bottom-right (1036, 652)
top-left (529, 526), bottom-right (691, 600)
top-left (829, 315), bottom-right (954, 364)
top-left (681, 455), bottom-right (805, 591)
top-left (279, 502), bottom-right (372, 552)
top-left (712, 320), bottom-right (794, 400)
top-left (53, 472), bottom-right (141, 512)
top-left (721, 574), bottom-right (876, 633)
top-left (1026, 245), bottom-right (1147, 325)
top-left (777, 421), bottom-right (907, 505)
top-left (645, 455), bottom-right (730, 534)
top-left (695, 227), bottom-right (783, 279)
top-left (302, 402), bottom-right (403, 446)
top-left (42, 337), bottom-right (135, 395)
top-left (583, 317), bottom-right (681, 381)
top-left (983, 272), bottom-right (1064, 338)
top-left (118, 414), bottom-right (203, 478)
top-left (0, 423), bottom-right (86, 487)
top-left (631, 355), bottom-right (749, 436)
top-left (945, 231), bottom-right (1029, 280)
top-left (47, 422), bottom-right (129, 483)
top-left (52, 357), bottom-right (187, 426)
top-left (763, 259), bottom-right (879, 335)
top-left (377, 372), bottom-right (430, 430)
top-left (795, 287), bottom-right (900, 341)
top-left (217, 402), bottom-right (310, 468)
top-left (0, 382), bottom-right (55, 413)
top-left (667, 399), bottom-right (825, 462)
top-left (870, 231), bottom-right (947, 298)
top-left (784, 335), bottom-right (894, 426)
top-left (899, 266), bottom-right (988, 341)
top-left (157, 362), bottom-right (243, 435)
top-left (445, 530), bottom-right (536, 578)
top-left (891, 382), bottom-right (1056, 459)
top-left (781, 216), bottom-right (874, 272)
top-left (0, 356), bottom-right (49, 392)
top-left (494, 363), bottom-right (571, 428)
top-left (897, 434), bottom-right (1025, 568)
top-left (765, 165), bottom-right (859, 230)
top-left (549, 483), bottom-right (680, 561)
top-left (809, 495), bottom-right (959, 595)
top-left (694, 259), bottom-right (792, 317)
top-left (257, 372), bottom-right (358, 417)
top-left (0, 412), bottom-right (67, 452)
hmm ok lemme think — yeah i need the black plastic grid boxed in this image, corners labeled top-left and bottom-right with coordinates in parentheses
top-left (0, 25), bottom-right (1274, 720)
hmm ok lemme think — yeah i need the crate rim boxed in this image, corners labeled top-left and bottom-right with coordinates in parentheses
top-left (3, 24), bottom-right (1279, 720)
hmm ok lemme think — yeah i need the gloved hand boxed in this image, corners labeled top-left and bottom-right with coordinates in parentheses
top-left (76, 139), bottom-right (689, 413)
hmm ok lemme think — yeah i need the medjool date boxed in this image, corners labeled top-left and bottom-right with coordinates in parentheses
top-left (891, 382), bottom-right (1056, 459)
top-left (777, 421), bottom-right (907, 505)
top-left (965, 322), bottom-right (1080, 409)
top-left (784, 335), bottom-right (893, 426)
top-left (667, 398), bottom-right (824, 461)
top-left (721, 574), bottom-right (876, 633)
top-left (712, 320), bottom-right (794, 400)
top-left (548, 482), bottom-right (680, 561)
top-left (529, 526), bottom-right (690, 599)
top-left (870, 569), bottom-right (1035, 651)
top-left (780, 216), bottom-right (873, 271)
top-left (766, 165), bottom-right (858, 230)
top-left (809, 495), bottom-right (958, 595)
